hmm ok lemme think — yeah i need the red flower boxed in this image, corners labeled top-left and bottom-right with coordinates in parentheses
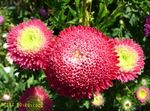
top-left (113, 38), bottom-right (144, 82)
top-left (45, 26), bottom-right (118, 99)
top-left (19, 86), bottom-right (52, 111)
top-left (7, 19), bottom-right (54, 70)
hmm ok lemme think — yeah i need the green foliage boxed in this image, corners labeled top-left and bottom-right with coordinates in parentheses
top-left (0, 0), bottom-right (150, 111)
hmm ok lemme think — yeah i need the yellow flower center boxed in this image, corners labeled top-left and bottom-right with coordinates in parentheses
top-left (17, 26), bottom-right (45, 53)
top-left (72, 50), bottom-right (82, 58)
top-left (115, 45), bottom-right (138, 72)
top-left (139, 89), bottom-right (147, 99)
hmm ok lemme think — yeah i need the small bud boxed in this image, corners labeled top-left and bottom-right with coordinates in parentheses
top-left (39, 8), bottom-right (47, 17)
top-left (2, 94), bottom-right (11, 101)
top-left (91, 93), bottom-right (105, 108)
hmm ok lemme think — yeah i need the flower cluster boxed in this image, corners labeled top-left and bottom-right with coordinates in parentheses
top-left (6, 19), bottom-right (145, 110)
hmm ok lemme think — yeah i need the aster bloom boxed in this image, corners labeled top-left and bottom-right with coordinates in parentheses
top-left (45, 25), bottom-right (119, 99)
top-left (7, 19), bottom-right (54, 70)
top-left (19, 86), bottom-right (52, 111)
top-left (121, 98), bottom-right (132, 111)
top-left (113, 38), bottom-right (144, 82)
top-left (0, 16), bottom-right (4, 25)
top-left (91, 93), bottom-right (105, 108)
top-left (136, 86), bottom-right (149, 103)
top-left (144, 15), bottom-right (150, 36)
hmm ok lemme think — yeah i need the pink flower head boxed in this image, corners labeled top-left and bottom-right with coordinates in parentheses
top-left (7, 19), bottom-right (54, 70)
top-left (113, 38), bottom-right (144, 82)
top-left (136, 86), bottom-right (149, 103)
top-left (19, 86), bottom-right (52, 111)
top-left (45, 25), bottom-right (119, 99)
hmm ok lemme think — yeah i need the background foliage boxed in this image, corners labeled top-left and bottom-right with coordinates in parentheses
top-left (0, 0), bottom-right (150, 111)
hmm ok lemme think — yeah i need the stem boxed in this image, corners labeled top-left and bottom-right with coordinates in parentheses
top-left (82, 0), bottom-right (87, 26)
top-left (82, 0), bottom-right (92, 26)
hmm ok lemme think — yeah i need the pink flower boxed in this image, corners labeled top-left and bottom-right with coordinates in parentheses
top-left (7, 19), bottom-right (54, 70)
top-left (45, 25), bottom-right (118, 99)
top-left (19, 86), bottom-right (52, 111)
top-left (136, 86), bottom-right (149, 103)
top-left (113, 38), bottom-right (144, 82)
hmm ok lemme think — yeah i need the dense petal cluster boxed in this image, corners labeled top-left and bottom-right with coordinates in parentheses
top-left (144, 15), bottom-right (150, 36)
top-left (7, 19), bottom-right (54, 70)
top-left (136, 86), bottom-right (149, 103)
top-left (45, 25), bottom-right (118, 99)
top-left (19, 86), bottom-right (52, 111)
top-left (113, 38), bottom-right (144, 82)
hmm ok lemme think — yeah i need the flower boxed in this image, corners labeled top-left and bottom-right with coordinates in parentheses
top-left (91, 93), bottom-right (105, 107)
top-left (0, 16), bottom-right (4, 25)
top-left (45, 25), bottom-right (118, 99)
top-left (19, 86), bottom-right (52, 111)
top-left (113, 38), bottom-right (144, 82)
top-left (144, 15), bottom-right (150, 36)
top-left (140, 77), bottom-right (150, 86)
top-left (2, 94), bottom-right (11, 101)
top-left (136, 86), bottom-right (149, 103)
top-left (7, 19), bottom-right (54, 70)
top-left (122, 98), bottom-right (132, 111)
top-left (39, 8), bottom-right (47, 17)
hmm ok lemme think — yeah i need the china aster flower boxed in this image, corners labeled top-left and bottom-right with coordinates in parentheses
top-left (113, 38), bottom-right (144, 82)
top-left (0, 16), bottom-right (4, 25)
top-left (121, 98), bottom-right (133, 111)
top-left (144, 15), bottom-right (150, 36)
top-left (91, 93), bottom-right (105, 108)
top-left (7, 19), bottom-right (55, 70)
top-left (45, 25), bottom-right (119, 99)
top-left (136, 86), bottom-right (149, 103)
top-left (19, 86), bottom-right (52, 111)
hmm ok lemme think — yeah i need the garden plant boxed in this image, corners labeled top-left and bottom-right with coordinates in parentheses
top-left (0, 0), bottom-right (150, 111)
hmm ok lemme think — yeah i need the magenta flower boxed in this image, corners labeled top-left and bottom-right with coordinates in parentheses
top-left (45, 25), bottom-right (119, 99)
top-left (144, 15), bottom-right (150, 36)
top-left (19, 86), bottom-right (52, 111)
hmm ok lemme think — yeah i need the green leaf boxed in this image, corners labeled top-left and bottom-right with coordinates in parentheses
top-left (0, 64), bottom-right (9, 83)
top-left (97, 3), bottom-right (109, 23)
top-left (68, 6), bottom-right (77, 17)
top-left (83, 100), bottom-right (90, 109)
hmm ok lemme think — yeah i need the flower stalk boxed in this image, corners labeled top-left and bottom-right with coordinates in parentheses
top-left (82, 0), bottom-right (92, 26)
